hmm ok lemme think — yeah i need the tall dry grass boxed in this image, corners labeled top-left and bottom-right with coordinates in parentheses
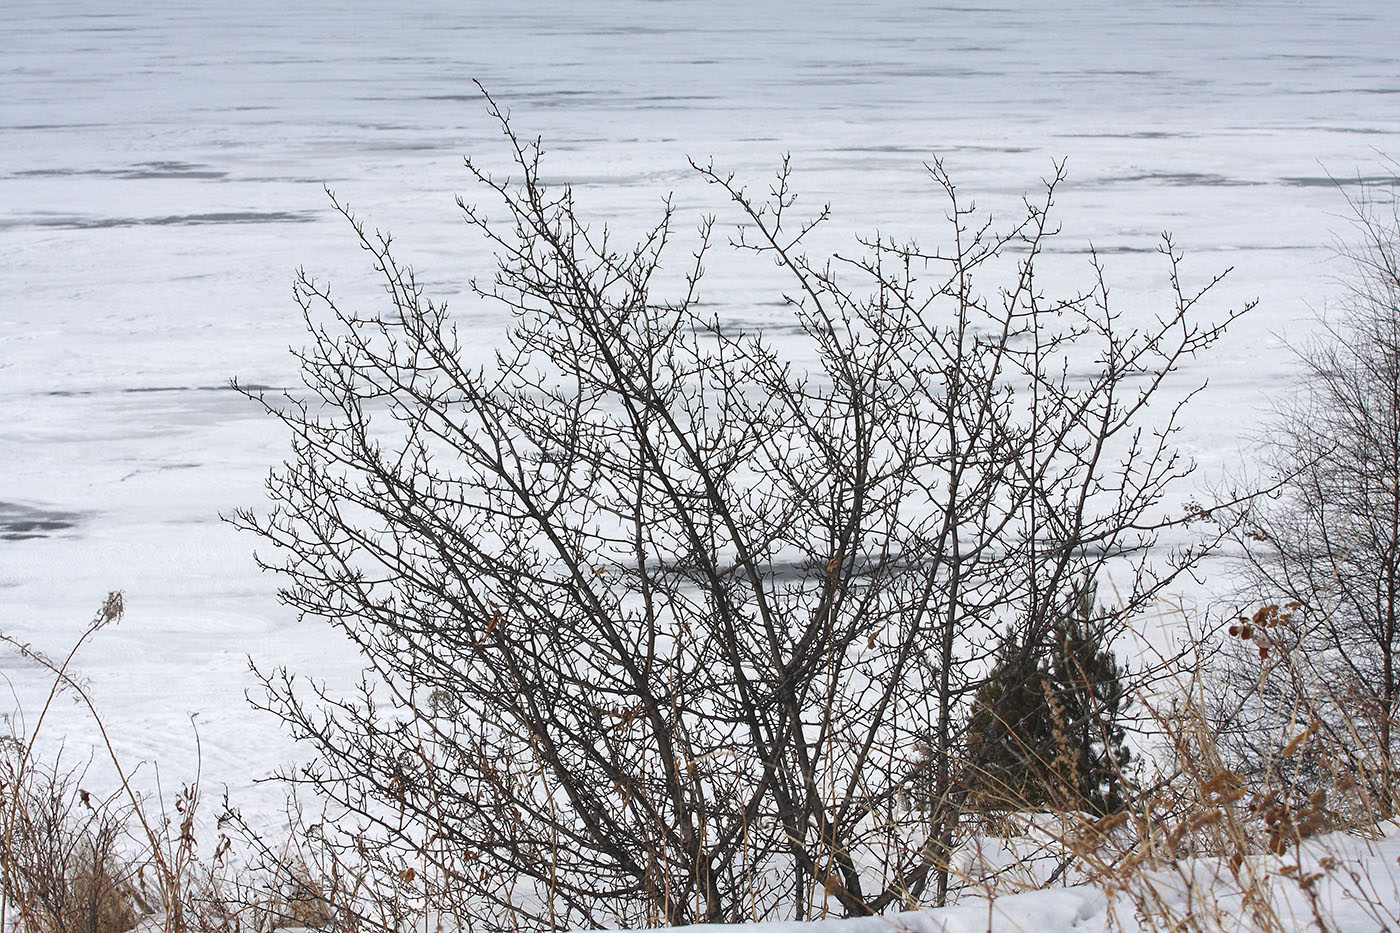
top-left (3, 593), bottom-right (1397, 933)
top-left (0, 594), bottom-right (381, 933)
top-left (942, 599), bottom-right (1399, 932)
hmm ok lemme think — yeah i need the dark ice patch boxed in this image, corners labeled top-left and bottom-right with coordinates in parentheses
top-left (1300, 87), bottom-right (1400, 96)
top-left (3, 211), bottom-right (315, 231)
top-left (0, 502), bottom-right (84, 541)
top-left (5, 123), bottom-right (110, 131)
top-left (1056, 131), bottom-right (1197, 140)
top-left (14, 161), bottom-right (228, 180)
top-left (1282, 174), bottom-right (1400, 188)
top-left (834, 143), bottom-right (1033, 154)
top-left (1101, 172), bottom-right (1259, 187)
top-left (46, 384), bottom-right (273, 398)
top-left (121, 384), bottom-right (272, 394)
top-left (1318, 126), bottom-right (1400, 135)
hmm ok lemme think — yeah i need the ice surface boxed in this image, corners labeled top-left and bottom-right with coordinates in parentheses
top-left (2, 0), bottom-right (1399, 828)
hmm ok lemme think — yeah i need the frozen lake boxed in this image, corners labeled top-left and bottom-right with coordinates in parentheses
top-left (3, 0), bottom-right (1399, 821)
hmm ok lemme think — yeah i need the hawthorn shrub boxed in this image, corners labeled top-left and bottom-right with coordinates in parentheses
top-left (234, 96), bottom-right (1252, 926)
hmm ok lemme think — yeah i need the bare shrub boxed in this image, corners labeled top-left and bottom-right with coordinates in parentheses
top-left (233, 91), bottom-right (1252, 927)
top-left (1220, 164), bottom-right (1400, 810)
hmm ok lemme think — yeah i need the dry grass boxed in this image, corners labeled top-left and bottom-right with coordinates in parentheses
top-left (0, 594), bottom-right (363, 933)
top-left (3, 594), bottom-right (1397, 933)
top-left (940, 600), bottom-right (1399, 933)
top-left (0, 749), bottom-right (147, 933)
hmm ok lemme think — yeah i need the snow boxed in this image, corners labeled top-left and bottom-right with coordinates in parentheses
top-left (2, 1), bottom-right (1400, 925)
top-left (615, 823), bottom-right (1400, 932)
top-left (639, 890), bottom-right (1102, 933)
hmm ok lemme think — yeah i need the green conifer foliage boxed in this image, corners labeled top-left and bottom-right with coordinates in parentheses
top-left (963, 631), bottom-right (1056, 810)
top-left (963, 580), bottom-right (1133, 814)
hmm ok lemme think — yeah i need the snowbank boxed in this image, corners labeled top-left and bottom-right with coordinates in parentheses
top-left (633, 823), bottom-right (1400, 933)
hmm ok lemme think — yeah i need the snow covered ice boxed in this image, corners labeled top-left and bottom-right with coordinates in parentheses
top-left (3, 2), bottom-right (1400, 926)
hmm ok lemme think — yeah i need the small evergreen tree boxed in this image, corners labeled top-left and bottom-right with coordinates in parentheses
top-left (1050, 581), bottom-right (1134, 814)
top-left (963, 580), bottom-right (1133, 814)
top-left (962, 630), bottom-right (1056, 810)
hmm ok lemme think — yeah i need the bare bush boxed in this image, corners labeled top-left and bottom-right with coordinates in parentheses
top-left (1220, 167), bottom-right (1400, 808)
top-left (233, 93), bottom-right (1251, 927)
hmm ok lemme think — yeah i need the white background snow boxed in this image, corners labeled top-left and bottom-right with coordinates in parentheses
top-left (3, 0), bottom-right (1400, 889)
